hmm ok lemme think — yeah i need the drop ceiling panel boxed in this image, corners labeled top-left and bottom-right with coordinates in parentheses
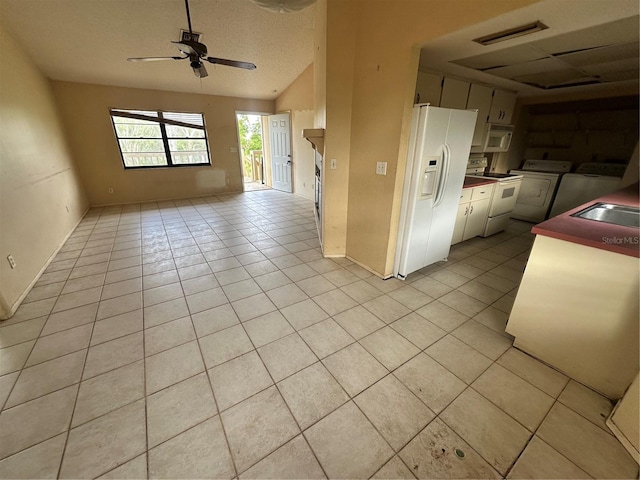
top-left (581, 57), bottom-right (640, 76)
top-left (442, 9), bottom-right (639, 93)
top-left (597, 69), bottom-right (640, 82)
top-left (452, 44), bottom-right (546, 70)
top-left (514, 70), bottom-right (598, 88)
top-left (558, 42), bottom-right (639, 67)
top-left (529, 15), bottom-right (639, 55)
top-left (485, 57), bottom-right (568, 79)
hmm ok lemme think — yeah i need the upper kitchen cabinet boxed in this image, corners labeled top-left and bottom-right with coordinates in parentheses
top-left (440, 77), bottom-right (470, 109)
top-left (415, 72), bottom-right (442, 105)
top-left (488, 89), bottom-right (517, 124)
top-left (466, 84), bottom-right (493, 146)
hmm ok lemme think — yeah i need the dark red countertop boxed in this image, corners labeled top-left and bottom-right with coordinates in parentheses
top-left (532, 183), bottom-right (640, 257)
top-left (463, 176), bottom-right (497, 189)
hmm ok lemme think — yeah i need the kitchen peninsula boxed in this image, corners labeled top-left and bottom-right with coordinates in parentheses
top-left (506, 183), bottom-right (639, 400)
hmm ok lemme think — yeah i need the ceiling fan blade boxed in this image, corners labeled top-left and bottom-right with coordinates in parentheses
top-left (206, 57), bottom-right (257, 70)
top-left (128, 56), bottom-right (187, 62)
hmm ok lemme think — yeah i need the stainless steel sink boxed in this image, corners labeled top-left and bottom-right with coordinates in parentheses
top-left (571, 203), bottom-right (640, 228)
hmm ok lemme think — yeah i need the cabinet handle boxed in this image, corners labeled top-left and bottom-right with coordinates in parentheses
top-left (470, 205), bottom-right (474, 214)
top-left (465, 206), bottom-right (469, 215)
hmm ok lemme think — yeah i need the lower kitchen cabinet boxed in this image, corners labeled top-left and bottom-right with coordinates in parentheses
top-left (451, 184), bottom-right (494, 244)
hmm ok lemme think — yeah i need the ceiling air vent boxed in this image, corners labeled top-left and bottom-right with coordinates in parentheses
top-left (473, 21), bottom-right (548, 46)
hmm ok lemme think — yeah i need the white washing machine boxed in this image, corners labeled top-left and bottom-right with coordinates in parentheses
top-left (548, 163), bottom-right (626, 218)
top-left (510, 160), bottom-right (572, 223)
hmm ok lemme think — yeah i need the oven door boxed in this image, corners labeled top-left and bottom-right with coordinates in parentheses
top-left (489, 179), bottom-right (522, 217)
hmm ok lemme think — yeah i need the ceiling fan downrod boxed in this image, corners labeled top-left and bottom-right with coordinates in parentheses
top-left (184, 0), bottom-right (194, 35)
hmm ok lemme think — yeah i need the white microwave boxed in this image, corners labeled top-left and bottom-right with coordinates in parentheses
top-left (483, 123), bottom-right (514, 152)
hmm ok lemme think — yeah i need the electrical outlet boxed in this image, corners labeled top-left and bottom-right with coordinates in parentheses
top-left (108, 187), bottom-right (114, 194)
top-left (330, 158), bottom-right (337, 170)
top-left (376, 162), bottom-right (387, 175)
top-left (7, 255), bottom-right (16, 269)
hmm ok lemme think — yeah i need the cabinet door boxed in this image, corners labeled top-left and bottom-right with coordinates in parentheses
top-left (463, 198), bottom-right (490, 241)
top-left (440, 77), bottom-right (470, 109)
top-left (488, 90), bottom-right (517, 124)
top-left (451, 201), bottom-right (469, 245)
top-left (466, 84), bottom-right (493, 146)
top-left (415, 72), bottom-right (442, 105)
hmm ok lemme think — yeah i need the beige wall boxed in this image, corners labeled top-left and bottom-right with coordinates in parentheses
top-left (276, 64), bottom-right (316, 200)
top-left (276, 64), bottom-right (314, 112)
top-left (51, 81), bottom-right (274, 205)
top-left (319, 0), bottom-right (538, 275)
top-left (314, 0), bottom-right (327, 131)
top-left (321, 0), bottom-right (357, 256)
top-left (0, 25), bottom-right (89, 318)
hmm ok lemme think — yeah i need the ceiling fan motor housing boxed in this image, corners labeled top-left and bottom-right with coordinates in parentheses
top-left (175, 39), bottom-right (208, 58)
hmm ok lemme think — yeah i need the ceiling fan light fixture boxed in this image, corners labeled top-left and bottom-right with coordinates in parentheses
top-left (250, 0), bottom-right (317, 13)
top-left (191, 62), bottom-right (208, 78)
top-left (473, 21), bottom-right (548, 46)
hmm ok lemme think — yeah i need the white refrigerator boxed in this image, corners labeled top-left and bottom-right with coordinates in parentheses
top-left (394, 105), bottom-right (477, 279)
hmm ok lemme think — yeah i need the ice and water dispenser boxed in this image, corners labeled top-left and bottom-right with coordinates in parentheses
top-left (420, 157), bottom-right (440, 198)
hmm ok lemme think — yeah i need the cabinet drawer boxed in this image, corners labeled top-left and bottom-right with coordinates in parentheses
top-left (471, 185), bottom-right (494, 201)
top-left (459, 188), bottom-right (472, 203)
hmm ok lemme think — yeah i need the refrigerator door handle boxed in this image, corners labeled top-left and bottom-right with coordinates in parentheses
top-left (433, 144), bottom-right (450, 208)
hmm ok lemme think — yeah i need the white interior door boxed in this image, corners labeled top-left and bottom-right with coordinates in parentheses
top-left (269, 113), bottom-right (292, 193)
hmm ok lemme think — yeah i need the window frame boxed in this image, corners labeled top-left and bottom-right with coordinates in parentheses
top-left (109, 108), bottom-right (212, 170)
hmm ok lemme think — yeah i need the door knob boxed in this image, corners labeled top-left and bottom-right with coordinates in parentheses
top-left (287, 160), bottom-right (292, 165)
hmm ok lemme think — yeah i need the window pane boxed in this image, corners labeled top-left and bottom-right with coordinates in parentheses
top-left (163, 112), bottom-right (204, 127)
top-left (112, 110), bottom-right (159, 122)
top-left (165, 125), bottom-right (205, 138)
top-left (171, 152), bottom-right (209, 165)
top-left (169, 139), bottom-right (209, 165)
top-left (122, 153), bottom-right (168, 167)
top-left (115, 123), bottom-right (162, 138)
top-left (168, 139), bottom-right (207, 152)
top-left (119, 139), bottom-right (165, 153)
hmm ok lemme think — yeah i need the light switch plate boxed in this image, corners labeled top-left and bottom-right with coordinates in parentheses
top-left (376, 162), bottom-right (387, 175)
top-left (330, 158), bottom-right (337, 169)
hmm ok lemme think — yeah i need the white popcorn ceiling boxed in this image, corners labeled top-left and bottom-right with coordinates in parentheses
top-left (0, 0), bottom-right (315, 100)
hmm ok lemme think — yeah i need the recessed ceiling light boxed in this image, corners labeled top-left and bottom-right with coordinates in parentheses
top-left (473, 21), bottom-right (549, 46)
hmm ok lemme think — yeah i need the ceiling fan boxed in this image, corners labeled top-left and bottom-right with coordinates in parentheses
top-left (127, 0), bottom-right (257, 78)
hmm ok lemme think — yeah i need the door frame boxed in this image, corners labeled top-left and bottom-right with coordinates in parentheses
top-left (235, 110), bottom-right (272, 193)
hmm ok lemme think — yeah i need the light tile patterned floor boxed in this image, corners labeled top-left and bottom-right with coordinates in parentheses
top-left (0, 190), bottom-right (637, 479)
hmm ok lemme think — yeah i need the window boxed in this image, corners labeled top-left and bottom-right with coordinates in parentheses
top-left (110, 109), bottom-right (211, 168)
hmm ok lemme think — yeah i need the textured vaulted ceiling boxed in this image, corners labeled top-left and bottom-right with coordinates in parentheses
top-left (0, 0), bottom-right (315, 100)
top-left (2, 0), bottom-right (638, 100)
